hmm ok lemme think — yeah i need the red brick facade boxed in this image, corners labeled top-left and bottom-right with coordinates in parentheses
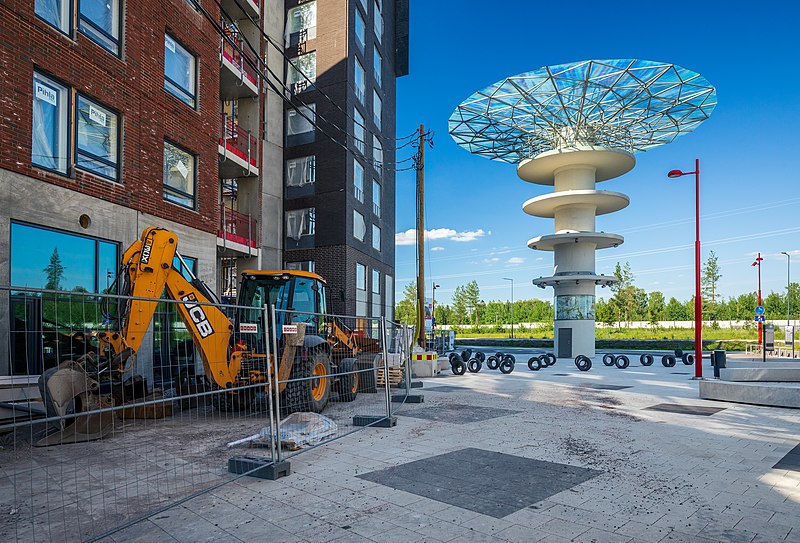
top-left (0, 0), bottom-right (224, 232)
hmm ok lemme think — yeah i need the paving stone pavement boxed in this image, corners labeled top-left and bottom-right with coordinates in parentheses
top-left (106, 354), bottom-right (800, 542)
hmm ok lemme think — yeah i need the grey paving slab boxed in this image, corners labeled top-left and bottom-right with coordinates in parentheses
top-left (772, 443), bottom-right (800, 471)
top-left (426, 386), bottom-right (473, 393)
top-left (356, 447), bottom-right (602, 519)
top-left (581, 384), bottom-right (633, 391)
top-left (644, 403), bottom-right (726, 416)
top-left (397, 403), bottom-right (521, 424)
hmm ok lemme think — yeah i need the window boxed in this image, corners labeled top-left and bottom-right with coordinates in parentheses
top-left (35, 0), bottom-right (70, 34)
top-left (371, 268), bottom-right (381, 317)
top-left (373, 48), bottom-right (382, 87)
top-left (79, 0), bottom-right (121, 55)
top-left (555, 295), bottom-right (596, 320)
top-left (356, 263), bottom-right (367, 290)
top-left (353, 210), bottom-right (366, 241)
top-left (32, 72), bottom-right (69, 174)
top-left (355, 9), bottom-right (365, 51)
top-left (372, 180), bottom-right (381, 217)
top-left (356, 263), bottom-right (367, 316)
top-left (75, 95), bottom-right (119, 180)
top-left (372, 137), bottom-right (382, 175)
top-left (285, 1), bottom-right (317, 46)
top-left (287, 51), bottom-right (316, 94)
top-left (286, 261), bottom-right (315, 273)
top-left (372, 224), bottom-right (381, 251)
top-left (286, 104), bottom-right (316, 136)
top-left (353, 159), bottom-right (364, 202)
top-left (385, 274), bottom-right (394, 322)
top-left (163, 141), bottom-right (196, 208)
top-left (286, 208), bottom-right (315, 240)
top-left (372, 269), bottom-right (380, 294)
top-left (164, 34), bottom-right (197, 108)
top-left (373, 0), bottom-right (383, 43)
top-left (286, 155), bottom-right (316, 186)
top-left (354, 110), bottom-right (365, 154)
top-left (372, 91), bottom-right (382, 130)
top-left (354, 59), bottom-right (366, 104)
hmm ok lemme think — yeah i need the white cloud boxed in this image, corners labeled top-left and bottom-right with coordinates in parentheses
top-left (483, 257), bottom-right (500, 264)
top-left (431, 246), bottom-right (445, 252)
top-left (507, 257), bottom-right (525, 265)
top-left (395, 228), bottom-right (487, 246)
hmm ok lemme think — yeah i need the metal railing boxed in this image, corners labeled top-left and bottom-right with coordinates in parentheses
top-left (219, 113), bottom-right (258, 169)
top-left (219, 203), bottom-right (258, 248)
top-left (0, 286), bottom-right (394, 541)
top-left (220, 23), bottom-right (259, 88)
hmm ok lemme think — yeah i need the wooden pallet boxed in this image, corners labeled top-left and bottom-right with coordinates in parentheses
top-left (376, 366), bottom-right (403, 386)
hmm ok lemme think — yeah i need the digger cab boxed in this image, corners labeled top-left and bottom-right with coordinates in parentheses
top-left (236, 270), bottom-right (328, 350)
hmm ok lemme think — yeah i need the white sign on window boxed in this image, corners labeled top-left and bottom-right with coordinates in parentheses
top-left (35, 83), bottom-right (57, 106)
top-left (165, 35), bottom-right (176, 52)
top-left (88, 105), bottom-right (107, 126)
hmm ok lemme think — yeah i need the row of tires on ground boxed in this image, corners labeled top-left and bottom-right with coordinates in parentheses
top-left (600, 349), bottom-right (695, 369)
top-left (448, 349), bottom-right (559, 375)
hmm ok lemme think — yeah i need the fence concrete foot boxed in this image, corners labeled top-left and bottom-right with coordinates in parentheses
top-left (353, 415), bottom-right (397, 427)
top-left (228, 456), bottom-right (291, 480)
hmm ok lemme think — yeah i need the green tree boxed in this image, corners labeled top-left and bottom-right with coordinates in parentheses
top-left (43, 248), bottom-right (65, 290)
top-left (647, 291), bottom-right (666, 325)
top-left (664, 297), bottom-right (687, 321)
top-left (702, 250), bottom-right (722, 320)
top-left (451, 284), bottom-right (468, 324)
top-left (395, 281), bottom-right (417, 324)
top-left (610, 262), bottom-right (639, 324)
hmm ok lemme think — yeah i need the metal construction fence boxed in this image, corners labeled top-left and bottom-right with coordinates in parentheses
top-left (0, 286), bottom-right (402, 542)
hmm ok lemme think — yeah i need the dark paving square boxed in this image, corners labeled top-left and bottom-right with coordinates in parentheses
top-left (552, 373), bottom-right (571, 376)
top-left (397, 403), bottom-right (520, 424)
top-left (426, 386), bottom-right (469, 393)
top-left (581, 384), bottom-right (632, 391)
top-left (671, 372), bottom-right (691, 375)
top-left (644, 403), bottom-right (726, 416)
top-left (357, 448), bottom-right (602, 518)
top-left (773, 444), bottom-right (800, 471)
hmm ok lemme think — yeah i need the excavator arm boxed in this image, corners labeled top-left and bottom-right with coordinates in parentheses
top-left (98, 227), bottom-right (238, 388)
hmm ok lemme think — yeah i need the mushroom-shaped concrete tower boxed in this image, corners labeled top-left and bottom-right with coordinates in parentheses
top-left (449, 59), bottom-right (716, 360)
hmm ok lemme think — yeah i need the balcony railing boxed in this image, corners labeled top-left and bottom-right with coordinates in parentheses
top-left (220, 24), bottom-right (259, 88)
top-left (219, 203), bottom-right (258, 249)
top-left (219, 113), bottom-right (258, 168)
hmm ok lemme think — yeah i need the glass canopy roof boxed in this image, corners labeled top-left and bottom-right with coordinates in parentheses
top-left (449, 59), bottom-right (717, 164)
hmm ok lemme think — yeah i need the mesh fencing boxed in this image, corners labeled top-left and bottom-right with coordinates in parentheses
top-left (0, 286), bottom-right (394, 541)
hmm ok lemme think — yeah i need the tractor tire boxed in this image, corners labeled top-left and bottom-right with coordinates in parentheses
top-left (475, 352), bottom-right (486, 363)
top-left (334, 358), bottom-right (359, 402)
top-left (528, 356), bottom-right (542, 371)
top-left (499, 359), bottom-right (515, 374)
top-left (575, 355), bottom-right (592, 372)
top-left (467, 358), bottom-right (483, 373)
top-left (486, 356), bottom-right (500, 370)
top-left (545, 353), bottom-right (556, 366)
top-left (602, 353), bottom-right (615, 366)
top-left (661, 355), bottom-right (676, 367)
top-left (682, 353), bottom-right (695, 365)
top-left (640, 354), bottom-right (654, 366)
top-left (614, 355), bottom-right (630, 369)
top-left (283, 351), bottom-right (331, 414)
top-left (451, 360), bottom-right (467, 375)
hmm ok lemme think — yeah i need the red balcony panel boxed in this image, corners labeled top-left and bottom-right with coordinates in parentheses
top-left (219, 113), bottom-right (258, 168)
top-left (220, 29), bottom-right (259, 88)
top-left (218, 203), bottom-right (258, 248)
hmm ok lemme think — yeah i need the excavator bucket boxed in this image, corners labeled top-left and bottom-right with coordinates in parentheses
top-left (35, 357), bottom-right (114, 447)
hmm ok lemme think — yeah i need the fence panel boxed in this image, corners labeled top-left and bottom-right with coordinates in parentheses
top-left (0, 287), bottom-right (276, 542)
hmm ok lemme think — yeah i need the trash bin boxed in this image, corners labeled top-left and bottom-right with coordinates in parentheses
top-left (712, 349), bottom-right (726, 378)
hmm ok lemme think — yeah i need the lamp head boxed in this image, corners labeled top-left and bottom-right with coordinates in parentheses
top-left (667, 169), bottom-right (685, 179)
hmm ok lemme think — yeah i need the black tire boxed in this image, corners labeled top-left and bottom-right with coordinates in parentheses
top-left (528, 356), bottom-right (542, 371)
top-left (575, 355), bottom-right (592, 372)
top-left (602, 353), bottom-right (615, 366)
top-left (448, 352), bottom-right (459, 365)
top-left (503, 354), bottom-right (516, 364)
top-left (283, 351), bottom-right (331, 414)
top-left (486, 356), bottom-right (500, 370)
top-left (451, 360), bottom-right (467, 375)
top-left (475, 352), bottom-right (486, 363)
top-left (682, 353), bottom-right (695, 365)
top-left (334, 358), bottom-right (359, 402)
top-left (495, 352), bottom-right (504, 360)
top-left (640, 354), bottom-right (654, 366)
top-left (499, 360), bottom-right (515, 374)
top-left (461, 350), bottom-right (472, 362)
top-left (614, 355), bottom-right (630, 369)
top-left (661, 355), bottom-right (676, 367)
top-left (675, 349), bottom-right (684, 359)
top-left (467, 358), bottom-right (483, 373)
top-left (545, 353), bottom-right (556, 366)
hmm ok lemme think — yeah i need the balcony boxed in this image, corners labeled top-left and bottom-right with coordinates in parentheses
top-left (221, 0), bottom-right (260, 22)
top-left (218, 113), bottom-right (259, 177)
top-left (218, 203), bottom-right (259, 255)
top-left (220, 26), bottom-right (259, 99)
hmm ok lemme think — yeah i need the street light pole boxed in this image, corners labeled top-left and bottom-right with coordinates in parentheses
top-left (782, 251), bottom-right (793, 358)
top-left (667, 159), bottom-right (702, 379)
top-left (432, 282), bottom-right (440, 336)
top-left (503, 277), bottom-right (514, 339)
top-left (753, 253), bottom-right (763, 350)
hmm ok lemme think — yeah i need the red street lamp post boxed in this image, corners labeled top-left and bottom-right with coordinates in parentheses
top-left (668, 159), bottom-right (703, 379)
top-left (753, 253), bottom-right (763, 349)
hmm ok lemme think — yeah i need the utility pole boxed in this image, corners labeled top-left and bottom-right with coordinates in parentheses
top-left (416, 124), bottom-right (426, 349)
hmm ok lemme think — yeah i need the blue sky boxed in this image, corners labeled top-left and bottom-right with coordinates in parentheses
top-left (393, 0), bottom-right (800, 307)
